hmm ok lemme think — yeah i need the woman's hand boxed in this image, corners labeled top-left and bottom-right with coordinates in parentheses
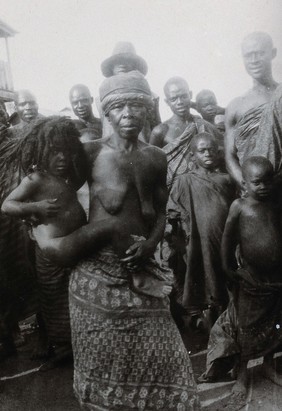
top-left (120, 239), bottom-right (155, 271)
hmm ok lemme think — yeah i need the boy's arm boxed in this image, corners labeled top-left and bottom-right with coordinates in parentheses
top-left (1, 174), bottom-right (59, 221)
top-left (221, 199), bottom-right (241, 281)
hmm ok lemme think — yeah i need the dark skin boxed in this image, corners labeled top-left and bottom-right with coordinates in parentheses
top-left (15, 90), bottom-right (39, 124)
top-left (85, 100), bottom-right (168, 268)
top-left (225, 33), bottom-right (279, 187)
top-left (69, 85), bottom-right (96, 125)
top-left (221, 161), bottom-right (282, 398)
top-left (2, 145), bottom-right (90, 361)
top-left (7, 101), bottom-right (169, 279)
top-left (150, 80), bottom-right (193, 148)
top-left (196, 92), bottom-right (218, 124)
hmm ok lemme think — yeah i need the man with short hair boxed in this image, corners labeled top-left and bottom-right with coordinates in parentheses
top-left (13, 89), bottom-right (40, 130)
top-left (150, 76), bottom-right (223, 189)
top-left (150, 77), bottom-right (224, 329)
top-left (69, 84), bottom-right (102, 142)
top-left (225, 31), bottom-right (281, 187)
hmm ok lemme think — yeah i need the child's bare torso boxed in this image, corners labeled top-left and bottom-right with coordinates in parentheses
top-left (239, 200), bottom-right (282, 282)
top-left (31, 174), bottom-right (87, 243)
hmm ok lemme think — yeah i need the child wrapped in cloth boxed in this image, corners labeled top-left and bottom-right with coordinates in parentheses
top-left (39, 70), bottom-right (200, 410)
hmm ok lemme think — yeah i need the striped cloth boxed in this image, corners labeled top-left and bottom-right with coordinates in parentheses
top-left (35, 246), bottom-right (71, 345)
top-left (235, 84), bottom-right (282, 172)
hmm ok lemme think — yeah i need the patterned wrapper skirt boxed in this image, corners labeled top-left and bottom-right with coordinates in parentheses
top-left (69, 248), bottom-right (200, 411)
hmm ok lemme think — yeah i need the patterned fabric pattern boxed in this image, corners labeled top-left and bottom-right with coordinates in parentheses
top-left (69, 249), bottom-right (200, 410)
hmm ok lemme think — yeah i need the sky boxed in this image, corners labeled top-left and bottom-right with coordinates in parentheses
top-left (1, 0), bottom-right (282, 119)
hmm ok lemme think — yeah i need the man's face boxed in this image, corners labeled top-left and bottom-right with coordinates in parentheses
top-left (70, 88), bottom-right (93, 121)
top-left (242, 36), bottom-right (275, 80)
top-left (165, 83), bottom-right (191, 118)
top-left (112, 62), bottom-right (134, 75)
top-left (197, 95), bottom-right (217, 122)
top-left (192, 137), bottom-right (218, 170)
top-left (243, 164), bottom-right (273, 200)
top-left (16, 91), bottom-right (38, 123)
top-left (107, 100), bottom-right (146, 140)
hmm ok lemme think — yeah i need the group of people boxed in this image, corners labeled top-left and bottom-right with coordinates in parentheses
top-left (0, 31), bottom-right (281, 410)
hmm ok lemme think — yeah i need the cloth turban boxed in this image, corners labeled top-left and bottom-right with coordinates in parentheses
top-left (99, 70), bottom-right (154, 115)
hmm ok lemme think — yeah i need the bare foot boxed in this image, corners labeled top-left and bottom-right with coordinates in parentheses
top-left (223, 380), bottom-right (249, 411)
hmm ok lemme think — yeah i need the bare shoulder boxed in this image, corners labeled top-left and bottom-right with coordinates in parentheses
top-left (150, 122), bottom-right (169, 146)
top-left (229, 198), bottom-right (244, 216)
top-left (83, 138), bottom-right (106, 160)
top-left (142, 144), bottom-right (167, 166)
top-left (23, 171), bottom-right (46, 186)
top-left (226, 96), bottom-right (244, 119)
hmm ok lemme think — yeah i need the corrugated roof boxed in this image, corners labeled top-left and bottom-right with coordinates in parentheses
top-left (0, 18), bottom-right (17, 37)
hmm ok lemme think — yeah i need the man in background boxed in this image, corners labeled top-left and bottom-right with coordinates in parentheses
top-left (69, 84), bottom-right (102, 142)
top-left (225, 31), bottom-right (281, 187)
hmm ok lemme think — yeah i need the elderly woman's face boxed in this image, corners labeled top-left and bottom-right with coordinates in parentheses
top-left (108, 100), bottom-right (146, 139)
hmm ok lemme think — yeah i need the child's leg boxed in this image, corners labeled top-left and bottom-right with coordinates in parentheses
top-left (263, 353), bottom-right (282, 386)
top-left (37, 219), bottom-right (119, 267)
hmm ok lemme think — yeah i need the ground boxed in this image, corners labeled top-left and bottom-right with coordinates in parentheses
top-left (0, 316), bottom-right (282, 410)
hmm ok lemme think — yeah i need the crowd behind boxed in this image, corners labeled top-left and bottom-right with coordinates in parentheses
top-left (0, 31), bottom-right (282, 410)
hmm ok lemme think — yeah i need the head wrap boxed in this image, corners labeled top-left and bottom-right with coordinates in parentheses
top-left (99, 70), bottom-right (154, 115)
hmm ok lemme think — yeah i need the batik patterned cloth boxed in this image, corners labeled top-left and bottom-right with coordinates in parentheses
top-left (69, 248), bottom-right (200, 411)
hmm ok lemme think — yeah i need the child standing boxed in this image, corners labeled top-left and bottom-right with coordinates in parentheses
top-left (167, 132), bottom-right (234, 330)
top-left (2, 117), bottom-right (95, 363)
top-left (200, 156), bottom-right (282, 400)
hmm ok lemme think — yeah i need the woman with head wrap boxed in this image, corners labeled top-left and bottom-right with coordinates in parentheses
top-left (41, 71), bottom-right (200, 410)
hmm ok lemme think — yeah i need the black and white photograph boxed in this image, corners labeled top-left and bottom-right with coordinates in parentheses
top-left (0, 1), bottom-right (282, 410)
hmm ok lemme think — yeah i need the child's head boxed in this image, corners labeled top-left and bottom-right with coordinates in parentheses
top-left (242, 156), bottom-right (274, 200)
top-left (190, 132), bottom-right (219, 170)
top-left (196, 89), bottom-right (217, 123)
top-left (19, 117), bottom-right (85, 182)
